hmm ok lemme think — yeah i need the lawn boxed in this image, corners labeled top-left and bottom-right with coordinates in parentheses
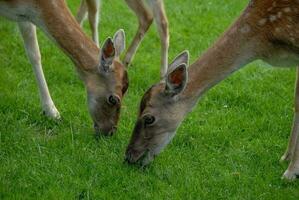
top-left (1, 0), bottom-right (299, 199)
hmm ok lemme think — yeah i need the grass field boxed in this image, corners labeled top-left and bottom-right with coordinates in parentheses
top-left (1, 0), bottom-right (299, 199)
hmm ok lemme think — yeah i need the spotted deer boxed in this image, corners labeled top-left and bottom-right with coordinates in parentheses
top-left (125, 0), bottom-right (299, 180)
top-left (0, 0), bottom-right (128, 136)
top-left (77, 0), bottom-right (169, 78)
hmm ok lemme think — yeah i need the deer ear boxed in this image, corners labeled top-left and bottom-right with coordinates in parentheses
top-left (165, 63), bottom-right (188, 96)
top-left (168, 50), bottom-right (189, 71)
top-left (99, 37), bottom-right (115, 72)
top-left (113, 29), bottom-right (125, 57)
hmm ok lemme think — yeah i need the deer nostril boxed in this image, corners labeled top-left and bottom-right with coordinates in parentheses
top-left (107, 126), bottom-right (117, 136)
top-left (100, 126), bottom-right (117, 137)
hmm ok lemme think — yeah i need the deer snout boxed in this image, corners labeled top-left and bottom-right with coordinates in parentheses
top-left (124, 147), bottom-right (148, 166)
top-left (94, 123), bottom-right (117, 137)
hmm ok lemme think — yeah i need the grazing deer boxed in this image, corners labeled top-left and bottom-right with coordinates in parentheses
top-left (125, 0), bottom-right (299, 180)
top-left (77, 0), bottom-right (169, 77)
top-left (0, 0), bottom-right (128, 136)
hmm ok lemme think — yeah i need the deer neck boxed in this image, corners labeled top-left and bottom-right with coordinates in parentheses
top-left (36, 1), bottom-right (99, 72)
top-left (181, 14), bottom-right (258, 107)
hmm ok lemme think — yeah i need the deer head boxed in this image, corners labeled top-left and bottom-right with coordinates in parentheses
top-left (125, 51), bottom-right (189, 166)
top-left (83, 29), bottom-right (128, 136)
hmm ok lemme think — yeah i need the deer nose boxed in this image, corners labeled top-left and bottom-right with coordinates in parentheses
top-left (94, 124), bottom-right (117, 137)
top-left (124, 147), bottom-right (143, 165)
top-left (107, 126), bottom-right (117, 136)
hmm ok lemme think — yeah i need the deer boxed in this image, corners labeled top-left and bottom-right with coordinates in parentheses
top-left (76, 0), bottom-right (169, 78)
top-left (0, 0), bottom-right (128, 136)
top-left (125, 0), bottom-right (299, 181)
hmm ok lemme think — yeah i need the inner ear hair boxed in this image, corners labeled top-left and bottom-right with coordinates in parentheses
top-left (165, 63), bottom-right (188, 96)
top-left (102, 37), bottom-right (115, 59)
top-left (99, 38), bottom-right (116, 72)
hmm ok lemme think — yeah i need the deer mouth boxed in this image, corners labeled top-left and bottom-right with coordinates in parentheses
top-left (124, 148), bottom-right (154, 167)
top-left (94, 123), bottom-right (117, 137)
top-left (124, 132), bottom-right (176, 167)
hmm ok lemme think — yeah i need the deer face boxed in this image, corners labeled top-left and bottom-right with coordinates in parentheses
top-left (85, 30), bottom-right (128, 136)
top-left (125, 51), bottom-right (189, 166)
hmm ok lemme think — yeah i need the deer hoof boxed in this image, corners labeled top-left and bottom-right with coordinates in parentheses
top-left (282, 169), bottom-right (299, 181)
top-left (43, 105), bottom-right (61, 120)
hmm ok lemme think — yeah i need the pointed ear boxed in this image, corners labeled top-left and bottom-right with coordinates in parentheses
top-left (99, 37), bottom-right (115, 72)
top-left (168, 50), bottom-right (189, 71)
top-left (165, 63), bottom-right (188, 96)
top-left (113, 29), bottom-right (125, 57)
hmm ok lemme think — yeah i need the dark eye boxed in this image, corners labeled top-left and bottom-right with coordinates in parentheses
top-left (143, 115), bottom-right (155, 125)
top-left (107, 95), bottom-right (120, 106)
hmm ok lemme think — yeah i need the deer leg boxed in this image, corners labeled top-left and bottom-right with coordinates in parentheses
top-left (86, 0), bottom-right (100, 47)
top-left (150, 0), bottom-right (169, 78)
top-left (76, 0), bottom-right (88, 26)
top-left (282, 133), bottom-right (299, 180)
top-left (282, 68), bottom-right (299, 180)
top-left (123, 0), bottom-right (153, 67)
top-left (281, 68), bottom-right (299, 163)
top-left (18, 22), bottom-right (60, 120)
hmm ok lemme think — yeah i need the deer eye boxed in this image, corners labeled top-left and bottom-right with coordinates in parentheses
top-left (143, 115), bottom-right (155, 126)
top-left (107, 95), bottom-right (120, 106)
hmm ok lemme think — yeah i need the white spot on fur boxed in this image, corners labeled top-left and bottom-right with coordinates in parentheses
top-left (275, 27), bottom-right (281, 33)
top-left (240, 24), bottom-right (250, 33)
top-left (67, 26), bottom-right (73, 32)
top-left (283, 7), bottom-right (291, 13)
top-left (269, 15), bottom-right (277, 22)
top-left (258, 18), bottom-right (267, 26)
top-left (277, 11), bottom-right (282, 18)
top-left (51, 1), bottom-right (57, 7)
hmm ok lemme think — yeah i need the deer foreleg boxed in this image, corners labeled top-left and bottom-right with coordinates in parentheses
top-left (86, 0), bottom-right (100, 47)
top-left (150, 0), bottom-right (169, 78)
top-left (123, 0), bottom-right (153, 67)
top-left (18, 22), bottom-right (60, 120)
top-left (76, 0), bottom-right (88, 26)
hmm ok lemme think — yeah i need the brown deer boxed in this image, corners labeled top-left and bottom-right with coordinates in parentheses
top-left (77, 0), bottom-right (169, 78)
top-left (0, 0), bottom-right (128, 136)
top-left (125, 0), bottom-right (299, 180)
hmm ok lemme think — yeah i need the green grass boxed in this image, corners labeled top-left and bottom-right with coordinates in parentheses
top-left (1, 0), bottom-right (299, 199)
